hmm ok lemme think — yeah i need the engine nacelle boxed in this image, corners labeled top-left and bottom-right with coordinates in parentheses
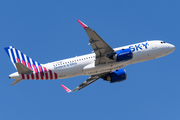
top-left (113, 48), bottom-right (133, 62)
top-left (103, 69), bottom-right (127, 83)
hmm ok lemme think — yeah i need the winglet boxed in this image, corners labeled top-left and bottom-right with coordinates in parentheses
top-left (61, 84), bottom-right (71, 93)
top-left (77, 20), bottom-right (88, 28)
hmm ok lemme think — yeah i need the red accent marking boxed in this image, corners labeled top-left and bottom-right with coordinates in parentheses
top-left (49, 69), bottom-right (53, 79)
top-left (38, 66), bottom-right (44, 79)
top-left (22, 74), bottom-right (25, 79)
top-left (27, 74), bottom-right (30, 79)
top-left (54, 73), bottom-right (58, 79)
top-left (16, 58), bottom-right (20, 62)
top-left (61, 84), bottom-right (71, 93)
top-left (43, 67), bottom-right (48, 79)
top-left (77, 20), bottom-right (88, 28)
top-left (32, 65), bottom-right (39, 79)
top-left (31, 73), bottom-right (34, 79)
top-left (43, 67), bottom-right (47, 72)
top-left (45, 73), bottom-right (48, 79)
top-left (27, 62), bottom-right (32, 70)
top-left (35, 73), bottom-right (39, 79)
top-left (22, 60), bottom-right (26, 65)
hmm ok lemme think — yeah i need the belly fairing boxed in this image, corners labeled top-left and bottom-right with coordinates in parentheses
top-left (83, 62), bottom-right (128, 75)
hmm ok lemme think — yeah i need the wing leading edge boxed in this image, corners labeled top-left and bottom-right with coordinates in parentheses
top-left (61, 75), bottom-right (100, 93)
top-left (77, 20), bottom-right (115, 65)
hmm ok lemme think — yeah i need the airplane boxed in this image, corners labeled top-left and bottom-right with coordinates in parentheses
top-left (4, 20), bottom-right (175, 93)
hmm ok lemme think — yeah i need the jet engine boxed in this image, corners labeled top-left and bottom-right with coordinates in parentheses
top-left (108, 48), bottom-right (133, 62)
top-left (102, 69), bottom-right (127, 83)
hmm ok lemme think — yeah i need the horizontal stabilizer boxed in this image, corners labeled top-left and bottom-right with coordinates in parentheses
top-left (11, 79), bottom-right (22, 86)
top-left (15, 62), bottom-right (33, 74)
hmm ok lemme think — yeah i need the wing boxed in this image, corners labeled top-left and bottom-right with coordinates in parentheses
top-left (61, 75), bottom-right (100, 93)
top-left (77, 20), bottom-right (115, 65)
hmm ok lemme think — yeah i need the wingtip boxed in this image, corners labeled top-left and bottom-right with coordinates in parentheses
top-left (77, 19), bottom-right (88, 28)
top-left (61, 84), bottom-right (71, 93)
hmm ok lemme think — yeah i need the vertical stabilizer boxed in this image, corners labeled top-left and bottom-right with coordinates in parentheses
top-left (4, 46), bottom-right (44, 75)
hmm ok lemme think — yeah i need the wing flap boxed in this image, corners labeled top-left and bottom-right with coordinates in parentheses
top-left (61, 76), bottom-right (100, 93)
top-left (72, 77), bottom-right (99, 92)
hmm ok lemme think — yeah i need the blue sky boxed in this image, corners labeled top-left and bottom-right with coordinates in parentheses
top-left (0, 0), bottom-right (180, 120)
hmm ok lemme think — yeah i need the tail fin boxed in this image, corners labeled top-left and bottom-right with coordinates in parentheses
top-left (4, 46), bottom-right (43, 73)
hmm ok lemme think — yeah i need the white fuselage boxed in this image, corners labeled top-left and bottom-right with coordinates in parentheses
top-left (6, 20), bottom-right (176, 87)
top-left (41, 40), bottom-right (175, 80)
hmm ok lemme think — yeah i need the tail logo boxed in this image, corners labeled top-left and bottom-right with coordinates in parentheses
top-left (5, 46), bottom-right (58, 80)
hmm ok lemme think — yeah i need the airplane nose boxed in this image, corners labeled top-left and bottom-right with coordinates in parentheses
top-left (169, 44), bottom-right (176, 52)
top-left (168, 44), bottom-right (175, 52)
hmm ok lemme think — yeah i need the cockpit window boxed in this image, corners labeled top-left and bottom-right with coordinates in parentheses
top-left (161, 41), bottom-right (166, 44)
